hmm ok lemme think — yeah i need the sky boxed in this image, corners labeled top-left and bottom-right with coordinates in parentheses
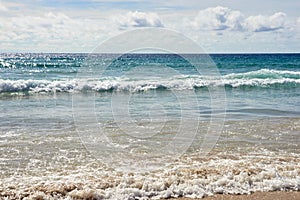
top-left (0, 0), bottom-right (299, 53)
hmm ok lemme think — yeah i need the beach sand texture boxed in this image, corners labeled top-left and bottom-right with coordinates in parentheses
top-left (170, 191), bottom-right (300, 200)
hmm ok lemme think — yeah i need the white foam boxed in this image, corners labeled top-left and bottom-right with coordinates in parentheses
top-left (0, 72), bottom-right (299, 95)
top-left (225, 69), bottom-right (300, 78)
top-left (1, 150), bottom-right (299, 199)
top-left (0, 59), bottom-right (16, 68)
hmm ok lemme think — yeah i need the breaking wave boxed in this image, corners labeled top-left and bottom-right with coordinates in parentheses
top-left (0, 69), bottom-right (299, 94)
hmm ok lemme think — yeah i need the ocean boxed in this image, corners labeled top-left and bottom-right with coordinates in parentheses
top-left (0, 53), bottom-right (299, 199)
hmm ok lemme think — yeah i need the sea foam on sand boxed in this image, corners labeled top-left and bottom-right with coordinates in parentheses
top-left (1, 149), bottom-right (299, 200)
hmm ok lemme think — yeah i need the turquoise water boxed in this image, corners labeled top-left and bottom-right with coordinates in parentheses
top-left (1, 53), bottom-right (299, 120)
top-left (0, 53), bottom-right (300, 199)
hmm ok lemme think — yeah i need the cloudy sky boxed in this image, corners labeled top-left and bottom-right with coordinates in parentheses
top-left (0, 0), bottom-right (299, 53)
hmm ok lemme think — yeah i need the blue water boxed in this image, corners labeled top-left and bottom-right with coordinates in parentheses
top-left (0, 53), bottom-right (299, 120)
top-left (1, 53), bottom-right (300, 199)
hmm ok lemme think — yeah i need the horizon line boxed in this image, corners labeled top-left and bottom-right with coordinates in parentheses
top-left (1, 52), bottom-right (300, 54)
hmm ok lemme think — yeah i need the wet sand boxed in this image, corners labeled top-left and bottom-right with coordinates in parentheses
top-left (169, 191), bottom-right (300, 200)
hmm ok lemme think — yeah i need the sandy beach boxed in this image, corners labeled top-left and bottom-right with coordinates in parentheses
top-left (170, 191), bottom-right (300, 200)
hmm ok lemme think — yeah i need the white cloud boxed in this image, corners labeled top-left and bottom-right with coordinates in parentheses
top-left (245, 12), bottom-right (286, 32)
top-left (191, 6), bottom-right (287, 33)
top-left (117, 11), bottom-right (163, 29)
top-left (0, 3), bottom-right (8, 12)
top-left (191, 6), bottom-right (244, 31)
top-left (0, 11), bottom-right (115, 52)
top-left (297, 17), bottom-right (300, 24)
top-left (1, 12), bottom-right (76, 41)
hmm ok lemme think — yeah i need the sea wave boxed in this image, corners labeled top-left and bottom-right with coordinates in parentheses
top-left (0, 69), bottom-right (299, 94)
top-left (225, 69), bottom-right (300, 79)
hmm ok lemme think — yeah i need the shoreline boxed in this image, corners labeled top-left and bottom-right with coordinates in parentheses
top-left (168, 191), bottom-right (300, 200)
